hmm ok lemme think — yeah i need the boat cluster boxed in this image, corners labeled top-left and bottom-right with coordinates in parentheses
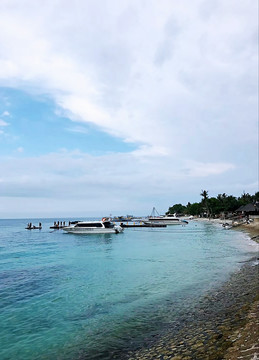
top-left (60, 212), bottom-right (189, 234)
top-left (25, 209), bottom-right (189, 234)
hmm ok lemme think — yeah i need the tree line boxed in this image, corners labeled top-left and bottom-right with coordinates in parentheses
top-left (167, 191), bottom-right (259, 217)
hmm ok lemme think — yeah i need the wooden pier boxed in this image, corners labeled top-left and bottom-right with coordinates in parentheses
top-left (49, 225), bottom-right (65, 229)
top-left (49, 220), bottom-right (80, 229)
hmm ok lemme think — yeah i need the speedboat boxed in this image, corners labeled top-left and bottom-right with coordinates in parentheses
top-left (222, 222), bottom-right (232, 230)
top-left (147, 213), bottom-right (182, 225)
top-left (62, 218), bottom-right (124, 234)
top-left (148, 209), bottom-right (184, 225)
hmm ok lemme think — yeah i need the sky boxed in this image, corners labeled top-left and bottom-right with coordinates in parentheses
top-left (0, 0), bottom-right (258, 218)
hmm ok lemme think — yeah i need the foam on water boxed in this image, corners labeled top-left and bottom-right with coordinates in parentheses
top-left (0, 218), bottom-right (257, 359)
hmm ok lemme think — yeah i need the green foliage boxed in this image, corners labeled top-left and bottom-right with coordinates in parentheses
top-left (186, 202), bottom-right (202, 216)
top-left (167, 204), bottom-right (186, 215)
top-left (208, 197), bottom-right (222, 215)
top-left (167, 191), bottom-right (258, 217)
top-left (224, 195), bottom-right (240, 212)
top-left (238, 192), bottom-right (254, 205)
top-left (200, 189), bottom-right (210, 216)
top-left (200, 190), bottom-right (209, 200)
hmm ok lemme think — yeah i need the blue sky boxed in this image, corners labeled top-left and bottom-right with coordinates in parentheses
top-left (0, 0), bottom-right (258, 218)
top-left (0, 88), bottom-right (136, 156)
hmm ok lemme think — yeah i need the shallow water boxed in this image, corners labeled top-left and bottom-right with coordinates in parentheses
top-left (0, 218), bottom-right (257, 359)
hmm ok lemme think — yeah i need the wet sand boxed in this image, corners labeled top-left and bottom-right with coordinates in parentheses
top-left (121, 220), bottom-right (259, 360)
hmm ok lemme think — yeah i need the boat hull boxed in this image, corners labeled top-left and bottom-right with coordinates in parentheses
top-left (63, 227), bottom-right (123, 234)
top-left (148, 218), bottom-right (182, 225)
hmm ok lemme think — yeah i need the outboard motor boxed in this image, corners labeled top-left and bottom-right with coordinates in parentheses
top-left (114, 225), bottom-right (123, 233)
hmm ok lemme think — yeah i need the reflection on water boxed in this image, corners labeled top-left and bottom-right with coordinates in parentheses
top-left (72, 232), bottom-right (114, 246)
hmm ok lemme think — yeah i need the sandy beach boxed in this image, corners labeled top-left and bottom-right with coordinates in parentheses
top-left (121, 219), bottom-right (259, 360)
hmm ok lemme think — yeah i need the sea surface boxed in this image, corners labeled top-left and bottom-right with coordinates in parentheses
top-left (0, 218), bottom-right (257, 360)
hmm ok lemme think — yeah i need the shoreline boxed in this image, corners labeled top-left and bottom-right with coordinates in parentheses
top-left (193, 216), bottom-right (259, 241)
top-left (121, 220), bottom-right (259, 360)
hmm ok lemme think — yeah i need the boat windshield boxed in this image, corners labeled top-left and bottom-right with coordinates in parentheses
top-left (103, 221), bottom-right (114, 229)
top-left (75, 222), bottom-right (103, 228)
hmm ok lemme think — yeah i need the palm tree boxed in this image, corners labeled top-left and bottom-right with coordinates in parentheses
top-left (200, 190), bottom-right (209, 217)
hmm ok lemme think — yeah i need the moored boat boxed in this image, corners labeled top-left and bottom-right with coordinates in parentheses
top-left (147, 208), bottom-right (186, 225)
top-left (222, 222), bottom-right (233, 230)
top-left (62, 218), bottom-right (123, 234)
top-left (148, 214), bottom-right (182, 225)
top-left (112, 215), bottom-right (133, 222)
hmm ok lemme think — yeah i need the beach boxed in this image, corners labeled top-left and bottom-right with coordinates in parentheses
top-left (122, 219), bottom-right (259, 360)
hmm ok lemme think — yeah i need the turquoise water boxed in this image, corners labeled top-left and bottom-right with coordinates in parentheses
top-left (0, 218), bottom-right (257, 359)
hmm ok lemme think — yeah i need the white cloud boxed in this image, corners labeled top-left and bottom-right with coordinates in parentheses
top-left (0, 0), bottom-right (257, 216)
top-left (0, 119), bottom-right (9, 126)
top-left (0, 148), bottom-right (256, 217)
top-left (0, 0), bottom-right (257, 156)
top-left (65, 126), bottom-right (89, 135)
top-left (132, 145), bottom-right (169, 157)
top-left (1, 111), bottom-right (10, 117)
top-left (0, 150), bottom-right (241, 199)
top-left (183, 161), bottom-right (235, 177)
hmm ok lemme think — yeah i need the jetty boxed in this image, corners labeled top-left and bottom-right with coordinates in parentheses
top-left (49, 220), bottom-right (79, 229)
top-left (26, 222), bottom-right (42, 230)
top-left (50, 221), bottom-right (66, 229)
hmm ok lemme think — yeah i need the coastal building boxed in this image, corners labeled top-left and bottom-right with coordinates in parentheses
top-left (236, 202), bottom-right (259, 216)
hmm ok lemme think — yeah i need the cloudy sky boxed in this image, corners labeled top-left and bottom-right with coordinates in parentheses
top-left (0, 0), bottom-right (258, 218)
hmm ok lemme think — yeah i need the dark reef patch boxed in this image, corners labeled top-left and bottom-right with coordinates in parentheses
top-left (121, 261), bottom-right (259, 360)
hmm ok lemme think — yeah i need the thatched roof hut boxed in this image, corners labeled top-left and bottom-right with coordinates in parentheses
top-left (236, 202), bottom-right (259, 215)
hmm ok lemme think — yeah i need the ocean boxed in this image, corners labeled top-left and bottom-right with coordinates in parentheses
top-left (0, 218), bottom-right (257, 359)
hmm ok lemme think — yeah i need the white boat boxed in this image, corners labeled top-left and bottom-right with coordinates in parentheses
top-left (148, 214), bottom-right (182, 225)
top-left (222, 222), bottom-right (232, 230)
top-left (63, 218), bottom-right (124, 234)
top-left (147, 208), bottom-right (184, 225)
